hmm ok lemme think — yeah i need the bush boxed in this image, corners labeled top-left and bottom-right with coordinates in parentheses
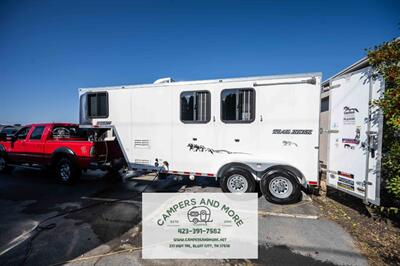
top-left (367, 38), bottom-right (400, 199)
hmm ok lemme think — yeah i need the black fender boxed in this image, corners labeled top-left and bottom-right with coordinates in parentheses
top-left (217, 162), bottom-right (257, 180)
top-left (50, 147), bottom-right (77, 166)
top-left (262, 165), bottom-right (306, 187)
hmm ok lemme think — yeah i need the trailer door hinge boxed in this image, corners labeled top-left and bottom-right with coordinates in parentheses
top-left (362, 181), bottom-right (373, 186)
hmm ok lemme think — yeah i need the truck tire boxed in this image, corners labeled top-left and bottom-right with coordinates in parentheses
top-left (0, 155), bottom-right (12, 173)
top-left (55, 157), bottom-right (80, 184)
top-left (220, 167), bottom-right (256, 193)
top-left (260, 170), bottom-right (301, 204)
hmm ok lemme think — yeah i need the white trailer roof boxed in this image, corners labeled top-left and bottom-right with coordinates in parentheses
top-left (322, 57), bottom-right (369, 86)
top-left (80, 72), bottom-right (322, 93)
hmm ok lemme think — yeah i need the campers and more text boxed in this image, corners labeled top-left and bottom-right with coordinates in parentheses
top-left (157, 197), bottom-right (244, 227)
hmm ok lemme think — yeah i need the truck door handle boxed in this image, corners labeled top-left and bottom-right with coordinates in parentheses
top-left (192, 138), bottom-right (197, 141)
top-left (234, 139), bottom-right (240, 142)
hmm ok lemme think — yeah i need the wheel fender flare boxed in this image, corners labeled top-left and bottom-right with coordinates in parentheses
top-left (51, 147), bottom-right (77, 165)
top-left (216, 162), bottom-right (256, 180)
top-left (262, 165), bottom-right (306, 188)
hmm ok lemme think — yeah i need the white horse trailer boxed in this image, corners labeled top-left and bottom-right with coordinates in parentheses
top-left (79, 73), bottom-right (321, 204)
top-left (323, 58), bottom-right (384, 205)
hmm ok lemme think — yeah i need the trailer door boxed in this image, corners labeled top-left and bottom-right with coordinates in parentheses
top-left (327, 67), bottom-right (384, 205)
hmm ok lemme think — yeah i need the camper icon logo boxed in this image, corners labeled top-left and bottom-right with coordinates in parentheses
top-left (187, 206), bottom-right (213, 225)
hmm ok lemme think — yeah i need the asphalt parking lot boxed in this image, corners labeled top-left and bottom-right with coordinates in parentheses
top-left (0, 168), bottom-right (366, 266)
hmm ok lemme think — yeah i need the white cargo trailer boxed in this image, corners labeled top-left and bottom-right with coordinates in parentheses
top-left (79, 73), bottom-right (321, 204)
top-left (323, 58), bottom-right (384, 205)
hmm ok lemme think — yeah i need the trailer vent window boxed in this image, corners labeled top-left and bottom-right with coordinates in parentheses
top-left (134, 139), bottom-right (150, 149)
top-left (134, 159), bottom-right (150, 165)
top-left (87, 92), bottom-right (108, 118)
top-left (180, 91), bottom-right (211, 123)
top-left (221, 88), bottom-right (255, 123)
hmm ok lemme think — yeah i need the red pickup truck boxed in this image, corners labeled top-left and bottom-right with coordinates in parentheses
top-left (0, 123), bottom-right (123, 183)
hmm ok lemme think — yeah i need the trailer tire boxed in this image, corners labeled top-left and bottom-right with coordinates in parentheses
top-left (260, 170), bottom-right (301, 204)
top-left (55, 157), bottom-right (80, 184)
top-left (220, 167), bottom-right (256, 193)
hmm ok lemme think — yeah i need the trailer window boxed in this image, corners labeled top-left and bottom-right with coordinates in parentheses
top-left (221, 89), bottom-right (255, 123)
top-left (321, 96), bottom-right (329, 112)
top-left (87, 92), bottom-right (108, 118)
top-left (180, 91), bottom-right (211, 123)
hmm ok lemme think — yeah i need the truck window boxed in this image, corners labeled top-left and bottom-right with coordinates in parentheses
top-left (221, 88), bottom-right (255, 123)
top-left (180, 91), bottom-right (211, 123)
top-left (15, 127), bottom-right (31, 140)
top-left (52, 126), bottom-right (85, 139)
top-left (0, 127), bottom-right (18, 137)
top-left (87, 92), bottom-right (108, 118)
top-left (30, 126), bottom-right (45, 140)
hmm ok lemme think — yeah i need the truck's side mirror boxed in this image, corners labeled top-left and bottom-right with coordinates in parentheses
top-left (0, 132), bottom-right (7, 141)
top-left (9, 134), bottom-right (16, 142)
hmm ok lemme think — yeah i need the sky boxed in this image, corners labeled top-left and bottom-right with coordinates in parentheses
top-left (0, 0), bottom-right (399, 125)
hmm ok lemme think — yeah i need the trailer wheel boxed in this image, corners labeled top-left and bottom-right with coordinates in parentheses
top-left (260, 170), bottom-right (301, 204)
top-left (220, 167), bottom-right (256, 193)
top-left (55, 157), bottom-right (80, 184)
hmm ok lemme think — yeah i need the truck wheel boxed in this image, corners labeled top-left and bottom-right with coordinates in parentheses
top-left (220, 167), bottom-right (256, 193)
top-left (0, 156), bottom-right (12, 173)
top-left (260, 170), bottom-right (301, 204)
top-left (56, 157), bottom-right (80, 184)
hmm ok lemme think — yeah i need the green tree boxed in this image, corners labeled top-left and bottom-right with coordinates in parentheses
top-left (367, 38), bottom-right (400, 199)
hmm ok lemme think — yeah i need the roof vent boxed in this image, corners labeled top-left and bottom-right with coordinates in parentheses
top-left (153, 77), bottom-right (174, 84)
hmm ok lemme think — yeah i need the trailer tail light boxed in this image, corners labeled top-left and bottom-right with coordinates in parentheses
top-left (90, 146), bottom-right (96, 157)
top-left (308, 181), bottom-right (318, 186)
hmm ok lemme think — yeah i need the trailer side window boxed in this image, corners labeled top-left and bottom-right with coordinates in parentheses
top-left (180, 91), bottom-right (211, 123)
top-left (87, 92), bottom-right (108, 118)
top-left (321, 96), bottom-right (329, 112)
top-left (221, 88), bottom-right (255, 123)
